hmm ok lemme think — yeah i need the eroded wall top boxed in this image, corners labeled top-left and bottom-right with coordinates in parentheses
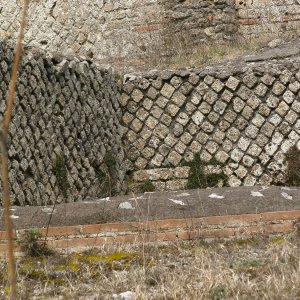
top-left (0, 0), bottom-right (237, 71)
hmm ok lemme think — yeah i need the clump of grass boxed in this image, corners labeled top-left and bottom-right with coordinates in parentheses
top-left (210, 286), bottom-right (226, 299)
top-left (185, 153), bottom-right (227, 189)
top-left (158, 35), bottom-right (284, 70)
top-left (20, 229), bottom-right (53, 257)
top-left (139, 180), bottom-right (155, 193)
top-left (285, 145), bottom-right (300, 186)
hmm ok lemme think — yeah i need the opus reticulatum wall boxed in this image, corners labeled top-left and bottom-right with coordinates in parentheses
top-left (122, 55), bottom-right (300, 190)
top-left (1, 0), bottom-right (300, 71)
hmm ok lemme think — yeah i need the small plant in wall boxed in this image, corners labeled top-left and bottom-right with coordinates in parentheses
top-left (285, 144), bottom-right (300, 186)
top-left (54, 155), bottom-right (69, 198)
top-left (93, 151), bottom-right (118, 197)
top-left (139, 179), bottom-right (155, 193)
top-left (185, 153), bottom-right (227, 189)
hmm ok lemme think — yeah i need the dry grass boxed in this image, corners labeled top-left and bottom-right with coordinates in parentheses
top-left (157, 35), bottom-right (285, 70)
top-left (0, 234), bottom-right (298, 299)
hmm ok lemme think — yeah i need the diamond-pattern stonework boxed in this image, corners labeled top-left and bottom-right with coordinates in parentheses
top-left (122, 59), bottom-right (300, 189)
top-left (4, 36), bottom-right (300, 198)
top-left (0, 40), bottom-right (126, 205)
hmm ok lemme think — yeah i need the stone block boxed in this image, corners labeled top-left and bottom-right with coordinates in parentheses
top-left (233, 97), bottom-right (245, 112)
top-left (147, 87), bottom-right (159, 100)
top-left (170, 76), bottom-right (183, 89)
top-left (261, 74), bottom-right (276, 86)
top-left (211, 79), bottom-right (225, 92)
top-left (226, 76), bottom-right (240, 91)
top-left (221, 89), bottom-right (234, 102)
top-left (230, 149), bottom-right (244, 163)
top-left (174, 167), bottom-right (190, 178)
top-left (131, 89), bottom-right (144, 102)
top-left (204, 90), bottom-right (218, 104)
top-left (166, 180), bottom-right (188, 191)
top-left (255, 83), bottom-right (268, 97)
top-left (272, 81), bottom-right (286, 95)
top-left (167, 151), bottom-right (182, 166)
top-left (204, 165), bottom-right (222, 175)
top-left (283, 90), bottom-right (295, 104)
top-left (171, 91), bottom-right (186, 107)
top-left (243, 74), bottom-right (258, 88)
top-left (161, 83), bottom-right (175, 98)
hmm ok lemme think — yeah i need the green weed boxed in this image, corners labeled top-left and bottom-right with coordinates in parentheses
top-left (185, 153), bottom-right (227, 189)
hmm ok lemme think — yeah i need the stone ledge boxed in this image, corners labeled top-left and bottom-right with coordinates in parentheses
top-left (0, 210), bottom-right (298, 255)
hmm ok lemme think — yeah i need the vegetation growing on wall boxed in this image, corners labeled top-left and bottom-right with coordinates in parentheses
top-left (54, 155), bottom-right (69, 198)
top-left (20, 229), bottom-right (53, 257)
top-left (185, 153), bottom-right (227, 190)
top-left (285, 145), bottom-right (300, 186)
top-left (93, 151), bottom-right (118, 197)
top-left (139, 180), bottom-right (155, 193)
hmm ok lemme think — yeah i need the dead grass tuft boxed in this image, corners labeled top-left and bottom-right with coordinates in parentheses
top-left (157, 35), bottom-right (287, 70)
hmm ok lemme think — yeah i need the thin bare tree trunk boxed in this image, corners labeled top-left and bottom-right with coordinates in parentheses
top-left (1, 1), bottom-right (29, 299)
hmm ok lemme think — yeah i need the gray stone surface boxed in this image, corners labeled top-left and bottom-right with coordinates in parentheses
top-left (1, 185), bottom-right (299, 230)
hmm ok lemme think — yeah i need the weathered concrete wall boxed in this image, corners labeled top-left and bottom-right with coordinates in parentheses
top-left (0, 0), bottom-right (237, 71)
top-left (122, 55), bottom-right (300, 190)
top-left (0, 39), bottom-right (125, 205)
top-left (236, 0), bottom-right (300, 39)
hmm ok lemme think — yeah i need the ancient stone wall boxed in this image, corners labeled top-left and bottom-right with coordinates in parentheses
top-left (2, 0), bottom-right (300, 71)
top-left (0, 39), bottom-right (125, 205)
top-left (122, 56), bottom-right (300, 190)
top-left (236, 0), bottom-right (300, 40)
top-left (0, 0), bottom-right (237, 71)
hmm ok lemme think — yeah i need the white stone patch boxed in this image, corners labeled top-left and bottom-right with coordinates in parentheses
top-left (128, 196), bottom-right (144, 201)
top-left (281, 192), bottom-right (293, 200)
top-left (113, 291), bottom-right (136, 300)
top-left (259, 186), bottom-right (269, 191)
top-left (297, 140), bottom-right (300, 150)
top-left (208, 193), bottom-right (224, 199)
top-left (281, 187), bottom-right (298, 191)
top-left (169, 198), bottom-right (186, 206)
top-left (99, 197), bottom-right (110, 202)
top-left (9, 208), bottom-right (16, 211)
top-left (118, 202), bottom-right (135, 210)
top-left (176, 192), bottom-right (190, 197)
top-left (251, 191), bottom-right (264, 197)
top-left (42, 207), bottom-right (56, 214)
top-left (10, 215), bottom-right (19, 219)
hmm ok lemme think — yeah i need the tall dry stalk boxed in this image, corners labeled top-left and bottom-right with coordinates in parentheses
top-left (1, 1), bottom-right (29, 299)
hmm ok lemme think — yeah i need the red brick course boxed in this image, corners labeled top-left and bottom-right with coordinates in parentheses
top-left (0, 210), bottom-right (299, 254)
top-left (135, 24), bottom-right (161, 33)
